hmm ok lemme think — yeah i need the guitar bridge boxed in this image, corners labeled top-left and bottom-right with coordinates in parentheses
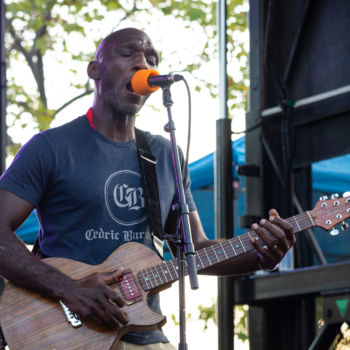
top-left (59, 301), bottom-right (82, 328)
top-left (117, 269), bottom-right (143, 306)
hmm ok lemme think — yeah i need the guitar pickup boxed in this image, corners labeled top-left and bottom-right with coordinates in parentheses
top-left (59, 300), bottom-right (82, 328)
top-left (117, 270), bottom-right (143, 306)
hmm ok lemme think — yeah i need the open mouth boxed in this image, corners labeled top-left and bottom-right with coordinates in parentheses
top-left (126, 82), bottom-right (139, 95)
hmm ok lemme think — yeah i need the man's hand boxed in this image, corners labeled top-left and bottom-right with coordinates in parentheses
top-left (60, 268), bottom-right (129, 328)
top-left (249, 209), bottom-right (296, 270)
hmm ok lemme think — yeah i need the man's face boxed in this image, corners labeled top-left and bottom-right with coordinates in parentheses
top-left (96, 29), bottom-right (159, 116)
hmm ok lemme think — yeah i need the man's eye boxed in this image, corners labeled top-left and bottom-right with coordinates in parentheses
top-left (148, 60), bottom-right (156, 66)
top-left (120, 53), bottom-right (132, 57)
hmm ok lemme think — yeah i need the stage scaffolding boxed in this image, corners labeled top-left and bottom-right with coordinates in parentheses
top-left (236, 0), bottom-right (350, 349)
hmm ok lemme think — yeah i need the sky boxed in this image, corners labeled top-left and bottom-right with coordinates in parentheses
top-left (5, 0), bottom-right (250, 348)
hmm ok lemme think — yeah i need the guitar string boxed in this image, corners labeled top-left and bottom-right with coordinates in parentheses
top-left (148, 217), bottom-right (310, 284)
top-left (143, 224), bottom-right (308, 286)
top-left (139, 212), bottom-right (317, 287)
top-left (141, 207), bottom-right (348, 288)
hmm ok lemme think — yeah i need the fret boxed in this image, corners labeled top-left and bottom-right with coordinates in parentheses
top-left (159, 263), bottom-right (168, 282)
top-left (164, 261), bottom-right (174, 280)
top-left (153, 266), bottom-right (163, 284)
top-left (141, 270), bottom-right (150, 289)
top-left (144, 269), bottom-right (154, 288)
top-left (293, 216), bottom-right (301, 232)
top-left (238, 236), bottom-right (246, 252)
top-left (219, 242), bottom-right (228, 259)
top-left (163, 261), bottom-right (174, 281)
top-left (228, 239), bottom-right (237, 256)
top-left (170, 260), bottom-right (179, 278)
top-left (148, 267), bottom-right (158, 286)
top-left (196, 252), bottom-right (205, 269)
top-left (203, 247), bottom-right (212, 265)
top-left (211, 245), bottom-right (219, 262)
top-left (137, 210), bottom-right (321, 294)
top-left (307, 211), bottom-right (315, 226)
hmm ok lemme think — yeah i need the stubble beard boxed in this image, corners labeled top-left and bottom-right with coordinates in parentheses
top-left (99, 65), bottom-right (142, 118)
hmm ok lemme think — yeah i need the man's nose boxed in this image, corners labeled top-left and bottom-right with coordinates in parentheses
top-left (132, 53), bottom-right (149, 71)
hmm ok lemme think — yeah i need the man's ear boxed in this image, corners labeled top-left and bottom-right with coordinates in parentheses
top-left (87, 61), bottom-right (99, 80)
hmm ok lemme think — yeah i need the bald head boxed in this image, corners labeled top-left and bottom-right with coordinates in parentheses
top-left (95, 28), bottom-right (157, 62)
top-left (88, 27), bottom-right (159, 119)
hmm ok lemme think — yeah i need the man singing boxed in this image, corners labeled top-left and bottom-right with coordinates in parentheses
top-left (0, 28), bottom-right (295, 349)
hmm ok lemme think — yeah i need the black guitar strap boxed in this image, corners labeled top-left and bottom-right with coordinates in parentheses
top-left (135, 128), bottom-right (164, 258)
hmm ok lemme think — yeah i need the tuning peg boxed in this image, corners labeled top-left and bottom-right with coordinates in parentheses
top-left (341, 222), bottom-right (349, 231)
top-left (331, 194), bottom-right (339, 199)
top-left (343, 192), bottom-right (350, 198)
top-left (330, 228), bottom-right (339, 236)
top-left (319, 196), bottom-right (328, 201)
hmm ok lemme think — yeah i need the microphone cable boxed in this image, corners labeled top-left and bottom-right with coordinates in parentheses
top-left (180, 77), bottom-right (191, 190)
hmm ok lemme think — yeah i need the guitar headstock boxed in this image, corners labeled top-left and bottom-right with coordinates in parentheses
top-left (312, 192), bottom-right (350, 235)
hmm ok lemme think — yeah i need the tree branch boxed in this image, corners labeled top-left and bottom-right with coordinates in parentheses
top-left (31, 25), bottom-right (47, 54)
top-left (8, 26), bottom-right (34, 67)
top-left (8, 24), bottom-right (48, 106)
top-left (110, 0), bottom-right (138, 33)
top-left (51, 81), bottom-right (93, 119)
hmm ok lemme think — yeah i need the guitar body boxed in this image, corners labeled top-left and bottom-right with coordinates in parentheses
top-left (2, 196), bottom-right (349, 349)
top-left (0, 242), bottom-right (168, 350)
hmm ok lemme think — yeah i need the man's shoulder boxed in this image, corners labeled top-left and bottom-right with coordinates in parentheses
top-left (141, 130), bottom-right (171, 148)
top-left (140, 129), bottom-right (185, 161)
top-left (38, 116), bottom-right (85, 143)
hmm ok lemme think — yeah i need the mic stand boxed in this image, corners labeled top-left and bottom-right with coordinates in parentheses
top-left (162, 85), bottom-right (199, 350)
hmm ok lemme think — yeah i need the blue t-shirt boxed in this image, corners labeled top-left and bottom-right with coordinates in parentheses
top-left (0, 115), bottom-right (196, 345)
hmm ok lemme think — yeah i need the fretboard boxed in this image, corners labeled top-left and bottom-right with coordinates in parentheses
top-left (137, 211), bottom-right (315, 291)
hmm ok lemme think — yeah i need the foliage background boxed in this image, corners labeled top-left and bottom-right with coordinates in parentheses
top-left (4, 0), bottom-right (249, 156)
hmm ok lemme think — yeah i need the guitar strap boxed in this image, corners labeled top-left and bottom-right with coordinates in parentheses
top-left (32, 128), bottom-right (164, 259)
top-left (135, 128), bottom-right (164, 258)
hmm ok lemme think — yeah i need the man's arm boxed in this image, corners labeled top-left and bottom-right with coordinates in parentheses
top-left (165, 209), bottom-right (295, 276)
top-left (0, 189), bottom-right (128, 327)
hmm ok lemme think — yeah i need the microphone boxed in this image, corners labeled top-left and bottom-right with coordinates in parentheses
top-left (131, 69), bottom-right (183, 96)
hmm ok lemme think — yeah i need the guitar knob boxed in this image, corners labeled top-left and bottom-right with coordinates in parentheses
top-left (319, 196), bottom-right (328, 201)
top-left (343, 192), bottom-right (350, 198)
top-left (330, 228), bottom-right (340, 236)
top-left (341, 222), bottom-right (349, 231)
top-left (331, 194), bottom-right (339, 199)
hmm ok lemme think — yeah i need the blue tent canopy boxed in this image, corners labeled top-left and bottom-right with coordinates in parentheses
top-left (15, 136), bottom-right (350, 264)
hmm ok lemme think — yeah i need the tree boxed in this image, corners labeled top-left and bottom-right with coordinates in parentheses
top-left (5, 0), bottom-right (248, 155)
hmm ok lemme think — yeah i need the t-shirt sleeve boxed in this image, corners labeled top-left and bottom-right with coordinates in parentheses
top-left (178, 146), bottom-right (197, 212)
top-left (0, 134), bottom-right (54, 207)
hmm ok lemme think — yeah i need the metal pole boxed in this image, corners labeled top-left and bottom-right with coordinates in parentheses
top-left (0, 0), bottom-right (6, 174)
top-left (216, 0), bottom-right (234, 349)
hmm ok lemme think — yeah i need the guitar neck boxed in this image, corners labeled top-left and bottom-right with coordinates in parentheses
top-left (137, 210), bottom-right (315, 291)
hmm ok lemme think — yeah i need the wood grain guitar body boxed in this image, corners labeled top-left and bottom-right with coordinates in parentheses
top-left (0, 243), bottom-right (169, 350)
top-left (2, 196), bottom-right (349, 349)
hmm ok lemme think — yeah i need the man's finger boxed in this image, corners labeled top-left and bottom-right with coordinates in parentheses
top-left (269, 217), bottom-right (294, 240)
top-left (269, 208), bottom-right (279, 218)
top-left (249, 236), bottom-right (270, 257)
top-left (100, 268), bottom-right (124, 283)
top-left (90, 302), bottom-right (120, 327)
top-left (251, 222), bottom-right (276, 249)
top-left (104, 286), bottom-right (125, 308)
top-left (103, 299), bottom-right (129, 325)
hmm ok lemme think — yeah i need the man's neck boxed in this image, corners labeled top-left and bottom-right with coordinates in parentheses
top-left (89, 106), bottom-right (136, 143)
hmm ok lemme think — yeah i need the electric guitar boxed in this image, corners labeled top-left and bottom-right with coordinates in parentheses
top-left (0, 195), bottom-right (349, 350)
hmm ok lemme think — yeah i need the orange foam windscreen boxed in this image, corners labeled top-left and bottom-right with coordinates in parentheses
top-left (131, 69), bottom-right (160, 96)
